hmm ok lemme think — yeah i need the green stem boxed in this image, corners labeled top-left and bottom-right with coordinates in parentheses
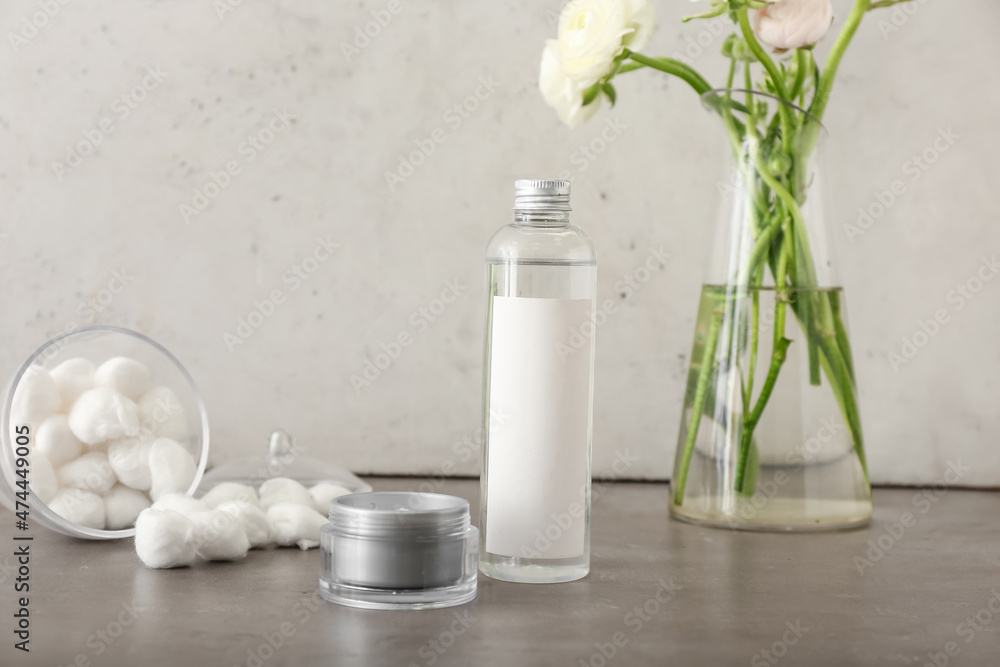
top-left (735, 336), bottom-right (790, 493)
top-left (798, 51), bottom-right (813, 109)
top-left (793, 237), bottom-right (822, 386)
top-left (817, 334), bottom-right (869, 487)
top-left (673, 307), bottom-right (724, 506)
top-left (683, 3), bottom-right (729, 21)
top-left (744, 62), bottom-right (756, 135)
top-left (740, 63), bottom-right (762, 413)
top-left (623, 51), bottom-right (712, 96)
top-left (771, 221), bottom-right (791, 353)
top-left (739, 214), bottom-right (781, 287)
top-left (804, 0), bottom-right (871, 156)
top-left (752, 158), bottom-right (814, 285)
top-left (740, 149), bottom-right (810, 289)
top-left (736, 218), bottom-right (792, 493)
top-left (721, 58), bottom-right (739, 147)
top-left (745, 277), bottom-right (761, 413)
top-left (735, 9), bottom-right (786, 99)
top-left (789, 49), bottom-right (808, 101)
top-left (616, 61), bottom-right (645, 75)
top-left (829, 291), bottom-right (855, 381)
top-left (618, 52), bottom-right (750, 125)
top-left (870, 0), bottom-right (915, 7)
top-left (736, 8), bottom-right (796, 157)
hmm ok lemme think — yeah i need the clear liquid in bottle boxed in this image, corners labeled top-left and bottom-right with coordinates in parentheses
top-left (479, 180), bottom-right (597, 584)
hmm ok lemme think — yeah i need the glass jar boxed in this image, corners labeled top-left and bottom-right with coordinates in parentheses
top-left (0, 326), bottom-right (209, 539)
top-left (319, 492), bottom-right (478, 610)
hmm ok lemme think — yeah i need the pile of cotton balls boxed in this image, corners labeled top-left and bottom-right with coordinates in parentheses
top-left (134, 478), bottom-right (351, 568)
top-left (13, 356), bottom-right (196, 531)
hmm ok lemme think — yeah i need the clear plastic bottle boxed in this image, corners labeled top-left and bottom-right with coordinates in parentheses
top-left (479, 179), bottom-right (597, 583)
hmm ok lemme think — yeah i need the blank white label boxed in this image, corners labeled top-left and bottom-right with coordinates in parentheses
top-left (485, 296), bottom-right (592, 559)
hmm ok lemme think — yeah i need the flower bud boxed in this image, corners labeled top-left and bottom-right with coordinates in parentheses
top-left (768, 151), bottom-right (792, 177)
top-left (722, 34), bottom-right (755, 62)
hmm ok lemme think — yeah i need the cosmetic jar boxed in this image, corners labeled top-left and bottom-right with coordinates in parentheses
top-left (0, 326), bottom-right (209, 539)
top-left (319, 492), bottom-right (478, 610)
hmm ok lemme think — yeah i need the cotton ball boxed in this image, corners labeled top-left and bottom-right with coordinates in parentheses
top-left (134, 508), bottom-right (198, 569)
top-left (50, 358), bottom-right (95, 411)
top-left (259, 478), bottom-right (313, 511)
top-left (28, 450), bottom-right (59, 504)
top-left (85, 439), bottom-right (112, 454)
top-left (104, 485), bottom-right (151, 530)
top-left (48, 488), bottom-right (106, 529)
top-left (94, 357), bottom-right (152, 400)
top-left (68, 387), bottom-right (140, 446)
top-left (11, 366), bottom-right (61, 426)
top-left (217, 501), bottom-right (271, 548)
top-left (107, 438), bottom-right (154, 491)
top-left (148, 438), bottom-right (197, 501)
top-left (58, 452), bottom-right (117, 496)
top-left (267, 502), bottom-right (327, 550)
top-left (36, 415), bottom-right (85, 465)
top-left (201, 482), bottom-right (258, 509)
top-left (137, 386), bottom-right (190, 442)
top-left (309, 482), bottom-right (352, 514)
top-left (151, 492), bottom-right (208, 517)
top-left (190, 510), bottom-right (250, 561)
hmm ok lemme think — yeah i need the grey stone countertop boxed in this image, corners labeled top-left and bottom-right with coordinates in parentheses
top-left (2, 479), bottom-right (999, 666)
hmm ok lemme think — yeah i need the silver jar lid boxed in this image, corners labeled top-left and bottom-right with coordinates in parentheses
top-left (328, 492), bottom-right (470, 538)
top-left (513, 179), bottom-right (572, 211)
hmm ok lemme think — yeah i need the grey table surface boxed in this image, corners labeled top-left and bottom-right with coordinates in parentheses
top-left (1, 479), bottom-right (999, 667)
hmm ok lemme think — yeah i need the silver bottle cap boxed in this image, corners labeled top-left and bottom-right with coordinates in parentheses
top-left (513, 179), bottom-right (572, 211)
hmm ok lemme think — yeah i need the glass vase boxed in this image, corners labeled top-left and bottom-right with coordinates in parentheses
top-left (670, 88), bottom-right (872, 531)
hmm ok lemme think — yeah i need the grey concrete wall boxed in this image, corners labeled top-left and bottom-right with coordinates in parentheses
top-left (1, 0), bottom-right (996, 485)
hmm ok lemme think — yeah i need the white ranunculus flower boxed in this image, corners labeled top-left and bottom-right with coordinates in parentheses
top-left (753, 0), bottom-right (834, 51)
top-left (539, 40), bottom-right (602, 127)
top-left (556, 0), bottom-right (657, 89)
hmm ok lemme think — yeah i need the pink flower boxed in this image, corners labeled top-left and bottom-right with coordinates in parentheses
top-left (753, 0), bottom-right (834, 51)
